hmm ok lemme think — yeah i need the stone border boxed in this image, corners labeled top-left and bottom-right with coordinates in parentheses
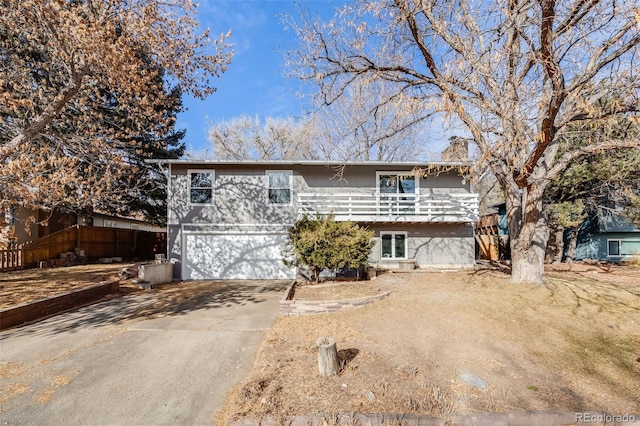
top-left (0, 280), bottom-right (120, 331)
top-left (279, 282), bottom-right (390, 316)
top-left (232, 411), bottom-right (640, 426)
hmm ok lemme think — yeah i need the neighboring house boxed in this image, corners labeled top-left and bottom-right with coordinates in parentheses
top-left (89, 212), bottom-right (164, 233)
top-left (1, 207), bottom-right (163, 248)
top-left (488, 202), bottom-right (640, 262)
top-left (157, 159), bottom-right (479, 280)
top-left (1, 207), bottom-right (76, 248)
top-left (574, 211), bottom-right (640, 262)
top-left (493, 203), bottom-right (509, 237)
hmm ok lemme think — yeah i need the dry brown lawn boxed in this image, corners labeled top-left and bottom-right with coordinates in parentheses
top-left (217, 264), bottom-right (640, 424)
top-left (0, 264), bottom-right (132, 308)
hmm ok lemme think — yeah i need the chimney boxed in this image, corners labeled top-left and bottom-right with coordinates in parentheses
top-left (441, 136), bottom-right (469, 162)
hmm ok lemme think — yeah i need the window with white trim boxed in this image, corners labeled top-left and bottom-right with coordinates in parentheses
top-left (267, 170), bottom-right (292, 205)
top-left (377, 172), bottom-right (418, 215)
top-left (378, 173), bottom-right (416, 195)
top-left (608, 239), bottom-right (640, 256)
top-left (380, 232), bottom-right (407, 259)
top-left (189, 170), bottom-right (214, 205)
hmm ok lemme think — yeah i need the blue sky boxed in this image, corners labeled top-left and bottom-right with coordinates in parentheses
top-left (176, 0), bottom-right (341, 156)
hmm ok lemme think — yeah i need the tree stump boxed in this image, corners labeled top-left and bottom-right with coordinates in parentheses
top-left (316, 336), bottom-right (339, 377)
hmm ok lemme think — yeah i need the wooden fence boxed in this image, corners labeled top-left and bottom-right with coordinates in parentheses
top-left (475, 214), bottom-right (500, 261)
top-left (0, 225), bottom-right (166, 271)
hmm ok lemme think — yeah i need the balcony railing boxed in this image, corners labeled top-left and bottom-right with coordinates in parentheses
top-left (297, 192), bottom-right (478, 223)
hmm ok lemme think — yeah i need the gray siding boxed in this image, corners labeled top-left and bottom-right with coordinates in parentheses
top-left (369, 223), bottom-right (475, 267)
top-left (168, 225), bottom-right (182, 278)
top-left (169, 165), bottom-right (297, 226)
top-left (168, 164), bottom-right (472, 228)
top-left (298, 164), bottom-right (471, 194)
top-left (576, 232), bottom-right (640, 261)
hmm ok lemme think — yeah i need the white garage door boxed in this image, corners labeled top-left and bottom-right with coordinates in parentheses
top-left (183, 233), bottom-right (295, 280)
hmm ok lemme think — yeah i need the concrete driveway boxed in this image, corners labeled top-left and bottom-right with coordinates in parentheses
top-left (0, 280), bottom-right (289, 425)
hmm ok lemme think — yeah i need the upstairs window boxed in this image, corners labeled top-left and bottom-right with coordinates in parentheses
top-left (267, 171), bottom-right (292, 205)
top-left (378, 173), bottom-right (416, 195)
top-left (378, 173), bottom-right (417, 215)
top-left (189, 170), bottom-right (214, 205)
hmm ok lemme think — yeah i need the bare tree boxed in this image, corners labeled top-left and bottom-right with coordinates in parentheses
top-left (308, 76), bottom-right (430, 161)
top-left (287, 0), bottom-right (640, 284)
top-left (207, 115), bottom-right (318, 160)
top-left (1, 0), bottom-right (232, 215)
top-left (207, 79), bottom-right (429, 162)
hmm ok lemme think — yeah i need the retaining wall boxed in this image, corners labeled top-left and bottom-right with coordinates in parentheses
top-left (0, 280), bottom-right (120, 330)
top-left (279, 282), bottom-right (390, 316)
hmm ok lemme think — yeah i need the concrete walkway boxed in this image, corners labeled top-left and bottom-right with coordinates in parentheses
top-left (0, 280), bottom-right (289, 426)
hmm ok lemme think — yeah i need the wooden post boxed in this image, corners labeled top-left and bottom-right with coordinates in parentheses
top-left (316, 336), bottom-right (339, 377)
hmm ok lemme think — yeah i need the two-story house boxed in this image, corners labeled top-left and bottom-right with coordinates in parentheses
top-left (154, 159), bottom-right (479, 280)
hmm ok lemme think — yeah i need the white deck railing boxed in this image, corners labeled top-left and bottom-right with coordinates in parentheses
top-left (297, 192), bottom-right (479, 223)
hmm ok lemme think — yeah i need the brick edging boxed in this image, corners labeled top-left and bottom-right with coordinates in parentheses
top-left (0, 280), bottom-right (120, 331)
top-left (279, 282), bottom-right (390, 316)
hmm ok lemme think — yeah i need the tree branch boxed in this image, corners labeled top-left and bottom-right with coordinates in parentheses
top-left (547, 138), bottom-right (640, 182)
top-left (1, 64), bottom-right (89, 164)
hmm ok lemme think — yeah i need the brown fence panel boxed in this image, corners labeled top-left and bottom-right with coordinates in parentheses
top-left (475, 214), bottom-right (499, 233)
top-left (77, 227), bottom-right (164, 260)
top-left (10, 225), bottom-right (166, 269)
top-left (76, 226), bottom-right (134, 258)
top-left (78, 226), bottom-right (116, 258)
top-left (475, 214), bottom-right (500, 261)
top-left (476, 234), bottom-right (499, 260)
top-left (22, 227), bottom-right (78, 267)
top-left (116, 229), bottom-right (135, 258)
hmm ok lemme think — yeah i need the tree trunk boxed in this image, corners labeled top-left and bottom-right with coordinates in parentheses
top-left (506, 185), bottom-right (549, 285)
top-left (316, 336), bottom-right (339, 377)
top-left (511, 221), bottom-right (549, 285)
top-left (565, 228), bottom-right (579, 263)
top-left (552, 225), bottom-right (565, 264)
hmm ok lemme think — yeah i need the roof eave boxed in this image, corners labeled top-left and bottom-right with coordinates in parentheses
top-left (144, 159), bottom-right (475, 167)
